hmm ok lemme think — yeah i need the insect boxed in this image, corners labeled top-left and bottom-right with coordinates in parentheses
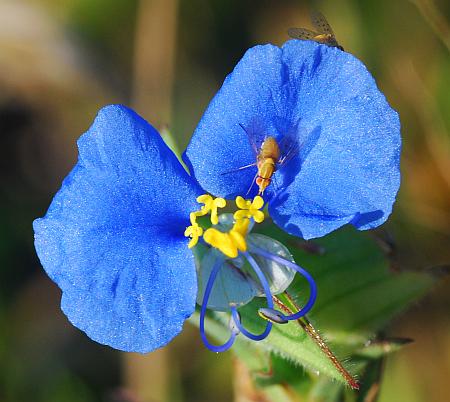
top-left (221, 124), bottom-right (300, 196)
top-left (255, 136), bottom-right (280, 195)
top-left (288, 11), bottom-right (344, 51)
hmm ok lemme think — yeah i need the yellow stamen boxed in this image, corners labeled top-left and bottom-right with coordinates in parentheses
top-left (234, 195), bottom-right (265, 223)
top-left (184, 194), bottom-right (226, 248)
top-left (184, 194), bottom-right (262, 256)
top-left (203, 217), bottom-right (251, 259)
top-left (229, 218), bottom-right (249, 252)
top-left (184, 221), bottom-right (203, 249)
top-left (232, 217), bottom-right (250, 237)
top-left (195, 194), bottom-right (226, 225)
top-left (189, 212), bottom-right (197, 225)
top-left (203, 225), bottom-right (247, 259)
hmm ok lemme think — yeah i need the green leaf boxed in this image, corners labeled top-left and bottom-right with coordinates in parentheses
top-left (235, 298), bottom-right (354, 384)
top-left (228, 225), bottom-right (434, 385)
top-left (272, 226), bottom-right (435, 340)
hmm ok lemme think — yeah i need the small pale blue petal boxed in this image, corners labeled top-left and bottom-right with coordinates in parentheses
top-left (34, 105), bottom-right (202, 352)
top-left (197, 250), bottom-right (257, 312)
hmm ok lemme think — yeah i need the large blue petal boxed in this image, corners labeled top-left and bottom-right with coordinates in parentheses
top-left (184, 40), bottom-right (401, 238)
top-left (269, 41), bottom-right (400, 239)
top-left (34, 105), bottom-right (202, 352)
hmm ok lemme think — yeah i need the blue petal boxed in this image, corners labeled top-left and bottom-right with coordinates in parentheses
top-left (183, 43), bottom-right (284, 198)
top-left (269, 41), bottom-right (400, 239)
top-left (33, 105), bottom-right (202, 352)
top-left (184, 40), bottom-right (401, 238)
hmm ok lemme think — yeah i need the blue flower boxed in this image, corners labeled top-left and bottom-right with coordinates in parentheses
top-left (33, 104), bottom-right (317, 354)
top-left (184, 40), bottom-right (401, 240)
top-left (33, 40), bottom-right (401, 355)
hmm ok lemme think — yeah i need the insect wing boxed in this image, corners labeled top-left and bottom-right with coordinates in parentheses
top-left (278, 140), bottom-right (299, 167)
top-left (287, 27), bottom-right (319, 40)
top-left (239, 123), bottom-right (259, 156)
top-left (311, 10), bottom-right (335, 36)
top-left (277, 126), bottom-right (310, 167)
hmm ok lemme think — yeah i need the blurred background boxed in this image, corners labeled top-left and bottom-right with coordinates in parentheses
top-left (0, 0), bottom-right (449, 401)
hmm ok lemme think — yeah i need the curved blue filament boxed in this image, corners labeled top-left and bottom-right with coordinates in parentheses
top-left (199, 257), bottom-right (237, 352)
top-left (230, 252), bottom-right (273, 341)
top-left (251, 246), bottom-right (317, 320)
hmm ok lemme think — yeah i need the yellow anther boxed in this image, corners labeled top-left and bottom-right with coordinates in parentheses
top-left (210, 198), bottom-right (226, 225)
top-left (203, 226), bottom-right (247, 259)
top-left (184, 194), bottom-right (264, 257)
top-left (229, 227), bottom-right (247, 252)
top-left (203, 217), bottom-right (251, 259)
top-left (195, 194), bottom-right (226, 225)
top-left (234, 196), bottom-right (265, 223)
top-left (232, 218), bottom-right (250, 237)
top-left (184, 222), bottom-right (203, 249)
top-left (184, 194), bottom-right (227, 249)
top-left (195, 194), bottom-right (214, 216)
top-left (235, 196), bottom-right (251, 210)
top-left (203, 229), bottom-right (236, 258)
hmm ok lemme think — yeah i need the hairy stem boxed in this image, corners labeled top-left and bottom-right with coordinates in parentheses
top-left (274, 292), bottom-right (359, 390)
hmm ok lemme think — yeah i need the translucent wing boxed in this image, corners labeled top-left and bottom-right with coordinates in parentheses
top-left (287, 27), bottom-right (319, 40)
top-left (239, 123), bottom-right (259, 156)
top-left (277, 126), bottom-right (309, 167)
top-left (278, 142), bottom-right (299, 167)
top-left (311, 10), bottom-right (335, 36)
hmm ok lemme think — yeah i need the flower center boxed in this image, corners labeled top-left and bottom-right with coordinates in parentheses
top-left (184, 194), bottom-right (265, 258)
top-left (186, 195), bottom-right (317, 354)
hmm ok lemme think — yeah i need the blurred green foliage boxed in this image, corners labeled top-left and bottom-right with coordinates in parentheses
top-left (0, 0), bottom-right (449, 401)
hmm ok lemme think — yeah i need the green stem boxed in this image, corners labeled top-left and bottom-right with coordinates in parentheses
top-left (274, 292), bottom-right (360, 390)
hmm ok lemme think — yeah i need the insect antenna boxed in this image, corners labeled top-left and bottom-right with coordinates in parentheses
top-left (220, 162), bottom-right (257, 176)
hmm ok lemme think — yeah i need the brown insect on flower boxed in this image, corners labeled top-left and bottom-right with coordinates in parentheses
top-left (288, 11), bottom-right (344, 51)
top-left (221, 124), bottom-right (300, 196)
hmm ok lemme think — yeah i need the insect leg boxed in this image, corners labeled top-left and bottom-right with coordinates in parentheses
top-left (246, 172), bottom-right (258, 195)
